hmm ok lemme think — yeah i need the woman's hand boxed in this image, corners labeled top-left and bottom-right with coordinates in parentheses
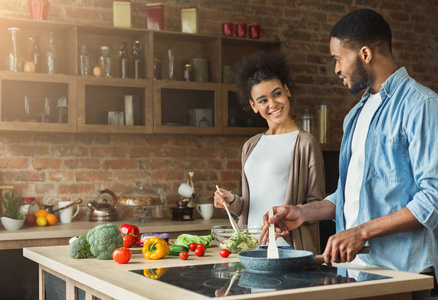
top-left (259, 205), bottom-right (304, 244)
top-left (214, 187), bottom-right (234, 208)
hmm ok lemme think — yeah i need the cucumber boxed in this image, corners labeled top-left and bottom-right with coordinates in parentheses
top-left (168, 245), bottom-right (189, 255)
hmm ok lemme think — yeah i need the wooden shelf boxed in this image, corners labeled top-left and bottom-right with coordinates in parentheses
top-left (0, 71), bottom-right (77, 132)
top-left (0, 17), bottom-right (294, 140)
top-left (77, 76), bottom-right (153, 134)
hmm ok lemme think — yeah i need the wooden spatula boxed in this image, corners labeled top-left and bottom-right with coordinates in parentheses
top-left (267, 207), bottom-right (279, 259)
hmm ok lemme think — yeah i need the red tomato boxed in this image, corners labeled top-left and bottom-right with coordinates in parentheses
top-left (219, 249), bottom-right (230, 258)
top-left (189, 243), bottom-right (198, 251)
top-left (112, 248), bottom-right (132, 264)
top-left (179, 251), bottom-right (189, 260)
top-left (196, 243), bottom-right (206, 249)
top-left (122, 235), bottom-right (137, 248)
top-left (194, 247), bottom-right (205, 257)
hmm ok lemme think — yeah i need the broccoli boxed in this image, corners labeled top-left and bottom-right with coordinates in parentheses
top-left (68, 235), bottom-right (93, 259)
top-left (86, 223), bottom-right (123, 260)
top-left (174, 234), bottom-right (213, 248)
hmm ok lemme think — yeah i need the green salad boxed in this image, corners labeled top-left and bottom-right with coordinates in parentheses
top-left (220, 230), bottom-right (258, 251)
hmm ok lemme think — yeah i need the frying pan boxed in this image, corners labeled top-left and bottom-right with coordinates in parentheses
top-left (238, 247), bottom-right (370, 274)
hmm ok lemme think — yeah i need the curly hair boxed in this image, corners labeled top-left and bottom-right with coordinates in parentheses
top-left (232, 51), bottom-right (295, 112)
top-left (330, 9), bottom-right (392, 55)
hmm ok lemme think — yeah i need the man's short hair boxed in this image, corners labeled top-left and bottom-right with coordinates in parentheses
top-left (330, 9), bottom-right (392, 54)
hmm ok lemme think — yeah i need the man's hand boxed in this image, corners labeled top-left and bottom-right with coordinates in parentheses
top-left (259, 205), bottom-right (304, 245)
top-left (323, 226), bottom-right (367, 265)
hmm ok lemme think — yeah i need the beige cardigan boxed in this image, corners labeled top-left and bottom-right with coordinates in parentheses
top-left (228, 130), bottom-right (325, 255)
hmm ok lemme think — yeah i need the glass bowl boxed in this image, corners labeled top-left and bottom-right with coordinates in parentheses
top-left (211, 225), bottom-right (262, 252)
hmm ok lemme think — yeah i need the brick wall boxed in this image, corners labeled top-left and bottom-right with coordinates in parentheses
top-left (0, 0), bottom-right (437, 219)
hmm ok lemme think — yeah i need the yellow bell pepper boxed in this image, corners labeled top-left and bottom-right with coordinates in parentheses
top-left (142, 237), bottom-right (170, 260)
top-left (143, 268), bottom-right (168, 279)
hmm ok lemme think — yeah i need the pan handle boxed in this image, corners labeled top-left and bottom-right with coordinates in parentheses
top-left (315, 246), bottom-right (370, 265)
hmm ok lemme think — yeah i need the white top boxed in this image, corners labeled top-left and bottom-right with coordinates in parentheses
top-left (245, 131), bottom-right (299, 247)
top-left (344, 92), bottom-right (382, 267)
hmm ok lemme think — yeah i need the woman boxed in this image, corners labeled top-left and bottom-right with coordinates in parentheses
top-left (214, 51), bottom-right (325, 254)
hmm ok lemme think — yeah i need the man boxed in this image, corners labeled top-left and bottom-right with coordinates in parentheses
top-left (260, 8), bottom-right (438, 296)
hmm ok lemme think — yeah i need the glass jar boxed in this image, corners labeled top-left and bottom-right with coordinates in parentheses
top-left (20, 197), bottom-right (38, 215)
top-left (8, 27), bottom-right (20, 72)
top-left (79, 44), bottom-right (91, 76)
top-left (46, 32), bottom-right (56, 74)
top-left (301, 108), bottom-right (314, 135)
top-left (184, 64), bottom-right (193, 81)
top-left (99, 46), bottom-right (113, 77)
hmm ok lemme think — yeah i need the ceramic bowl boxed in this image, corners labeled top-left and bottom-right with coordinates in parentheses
top-left (211, 225), bottom-right (261, 252)
top-left (1, 217), bottom-right (25, 231)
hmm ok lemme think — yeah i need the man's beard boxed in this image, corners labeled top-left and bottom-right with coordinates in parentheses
top-left (349, 56), bottom-right (373, 95)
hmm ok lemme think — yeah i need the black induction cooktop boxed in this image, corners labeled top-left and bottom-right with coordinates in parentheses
top-left (130, 262), bottom-right (390, 297)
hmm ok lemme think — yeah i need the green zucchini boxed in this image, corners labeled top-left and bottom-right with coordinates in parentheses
top-left (168, 245), bottom-right (189, 255)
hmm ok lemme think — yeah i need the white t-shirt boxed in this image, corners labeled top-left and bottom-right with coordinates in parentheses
top-left (245, 131), bottom-right (299, 247)
top-left (344, 92), bottom-right (382, 267)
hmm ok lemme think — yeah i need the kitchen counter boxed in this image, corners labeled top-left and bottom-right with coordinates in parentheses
top-left (24, 245), bottom-right (434, 300)
top-left (0, 218), bottom-right (229, 250)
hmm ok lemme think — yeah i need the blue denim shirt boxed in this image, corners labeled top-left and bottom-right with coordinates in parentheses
top-left (326, 67), bottom-right (438, 277)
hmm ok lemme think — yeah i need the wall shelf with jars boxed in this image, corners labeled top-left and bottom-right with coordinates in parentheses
top-left (0, 17), bottom-right (284, 138)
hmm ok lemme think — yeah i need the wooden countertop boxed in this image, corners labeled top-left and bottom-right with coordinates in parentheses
top-left (0, 218), bottom-right (229, 250)
top-left (24, 245), bottom-right (433, 300)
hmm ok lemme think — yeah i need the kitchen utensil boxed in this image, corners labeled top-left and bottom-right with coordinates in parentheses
top-left (178, 183), bottom-right (195, 198)
top-left (249, 24), bottom-right (265, 39)
top-left (267, 207), bottom-right (279, 259)
top-left (44, 198), bottom-right (82, 214)
top-left (236, 23), bottom-right (247, 38)
top-left (58, 200), bottom-right (80, 223)
top-left (238, 247), bottom-right (370, 274)
top-left (221, 22), bottom-right (235, 36)
top-left (224, 273), bottom-right (239, 296)
top-left (87, 189), bottom-right (118, 221)
top-left (53, 198), bottom-right (82, 213)
top-left (216, 185), bottom-right (239, 233)
top-left (211, 225), bottom-right (261, 252)
top-left (196, 203), bottom-right (213, 220)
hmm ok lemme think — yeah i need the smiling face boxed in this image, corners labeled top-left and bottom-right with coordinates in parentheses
top-left (330, 37), bottom-right (373, 95)
top-left (249, 78), bottom-right (292, 127)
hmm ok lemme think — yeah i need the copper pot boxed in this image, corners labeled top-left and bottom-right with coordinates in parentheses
top-left (87, 189), bottom-right (118, 221)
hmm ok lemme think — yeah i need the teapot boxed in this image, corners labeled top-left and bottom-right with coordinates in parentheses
top-left (87, 189), bottom-right (118, 221)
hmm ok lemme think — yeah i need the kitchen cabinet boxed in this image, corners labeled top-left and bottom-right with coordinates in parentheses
top-left (0, 17), bottom-right (279, 137)
top-left (77, 76), bottom-right (153, 133)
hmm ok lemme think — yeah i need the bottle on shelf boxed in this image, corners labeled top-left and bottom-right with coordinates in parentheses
top-left (318, 103), bottom-right (330, 144)
top-left (301, 108), bottom-right (314, 135)
top-left (99, 46), bottom-right (113, 77)
top-left (31, 36), bottom-right (41, 73)
top-left (79, 44), bottom-right (91, 76)
top-left (132, 40), bottom-right (143, 79)
top-left (8, 27), bottom-right (20, 72)
top-left (119, 41), bottom-right (129, 78)
top-left (153, 57), bottom-right (162, 80)
top-left (24, 96), bottom-right (31, 122)
top-left (46, 32), bottom-right (57, 74)
top-left (184, 64), bottom-right (193, 81)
